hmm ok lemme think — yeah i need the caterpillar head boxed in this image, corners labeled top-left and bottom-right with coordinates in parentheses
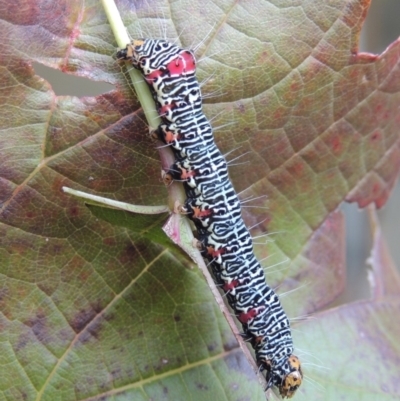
top-left (116, 39), bottom-right (147, 68)
top-left (260, 354), bottom-right (303, 398)
top-left (117, 39), bottom-right (180, 74)
top-left (278, 355), bottom-right (303, 398)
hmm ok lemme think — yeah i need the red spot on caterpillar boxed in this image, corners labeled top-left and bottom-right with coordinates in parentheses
top-left (179, 167), bottom-right (196, 180)
top-left (207, 246), bottom-right (224, 258)
top-left (159, 103), bottom-right (176, 115)
top-left (164, 129), bottom-right (179, 143)
top-left (145, 69), bottom-right (163, 83)
top-left (252, 335), bottom-right (264, 345)
top-left (167, 51), bottom-right (196, 76)
top-left (192, 207), bottom-right (212, 219)
top-left (238, 308), bottom-right (262, 324)
top-left (223, 280), bottom-right (239, 292)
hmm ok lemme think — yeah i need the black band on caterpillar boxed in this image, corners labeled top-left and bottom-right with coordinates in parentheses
top-left (117, 39), bottom-right (303, 398)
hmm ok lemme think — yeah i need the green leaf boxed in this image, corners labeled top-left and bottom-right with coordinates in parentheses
top-left (1, 1), bottom-right (399, 400)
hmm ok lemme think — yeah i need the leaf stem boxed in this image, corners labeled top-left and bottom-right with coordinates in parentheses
top-left (62, 187), bottom-right (169, 214)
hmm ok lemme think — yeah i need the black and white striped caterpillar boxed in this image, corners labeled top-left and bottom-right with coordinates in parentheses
top-left (117, 39), bottom-right (303, 398)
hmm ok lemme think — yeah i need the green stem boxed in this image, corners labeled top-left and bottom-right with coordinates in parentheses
top-left (101, 0), bottom-right (161, 129)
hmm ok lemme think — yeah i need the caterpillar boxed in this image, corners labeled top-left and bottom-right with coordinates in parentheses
top-left (117, 39), bottom-right (303, 398)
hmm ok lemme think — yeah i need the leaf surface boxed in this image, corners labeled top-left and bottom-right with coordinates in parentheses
top-left (1, 0), bottom-right (400, 400)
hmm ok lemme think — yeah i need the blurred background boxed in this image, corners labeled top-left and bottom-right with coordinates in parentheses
top-left (338, 0), bottom-right (400, 304)
top-left (33, 0), bottom-right (400, 305)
